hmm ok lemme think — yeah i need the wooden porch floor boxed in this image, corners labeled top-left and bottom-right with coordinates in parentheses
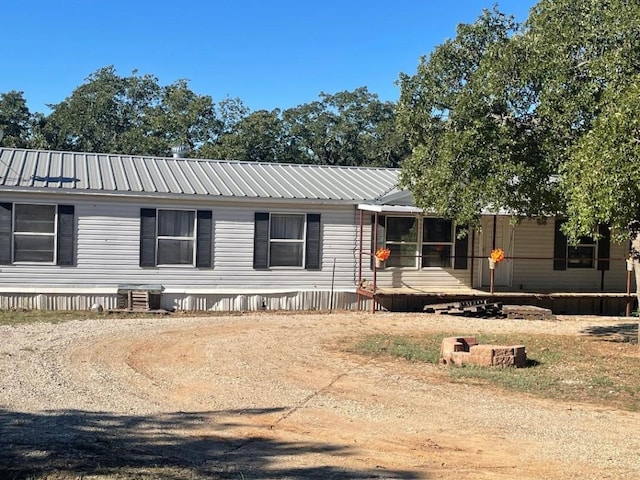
top-left (356, 286), bottom-right (636, 316)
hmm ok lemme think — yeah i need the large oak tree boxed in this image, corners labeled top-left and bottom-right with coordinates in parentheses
top-left (398, 0), bottom-right (640, 322)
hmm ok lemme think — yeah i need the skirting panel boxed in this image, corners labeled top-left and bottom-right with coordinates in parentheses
top-left (0, 291), bottom-right (365, 312)
top-left (164, 291), bottom-right (361, 312)
top-left (0, 294), bottom-right (120, 311)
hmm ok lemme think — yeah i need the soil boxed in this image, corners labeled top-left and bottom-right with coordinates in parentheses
top-left (1, 311), bottom-right (639, 479)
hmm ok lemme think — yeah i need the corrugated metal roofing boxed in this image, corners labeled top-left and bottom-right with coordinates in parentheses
top-left (0, 148), bottom-right (400, 202)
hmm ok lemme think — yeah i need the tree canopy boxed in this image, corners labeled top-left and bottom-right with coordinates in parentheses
top-left (41, 66), bottom-right (223, 156)
top-left (0, 68), bottom-right (408, 167)
top-left (0, 91), bottom-right (34, 148)
top-left (203, 87), bottom-right (409, 166)
top-left (398, 0), bottom-right (640, 243)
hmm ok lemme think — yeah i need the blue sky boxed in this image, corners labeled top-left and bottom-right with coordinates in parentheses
top-left (1, 0), bottom-right (538, 114)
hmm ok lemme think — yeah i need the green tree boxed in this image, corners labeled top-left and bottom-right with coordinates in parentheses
top-left (524, 0), bottom-right (640, 242)
top-left (0, 90), bottom-right (34, 148)
top-left (398, 1), bottom-right (640, 325)
top-left (397, 7), bottom-right (560, 226)
top-left (201, 88), bottom-right (409, 166)
top-left (562, 78), bottom-right (640, 240)
top-left (43, 66), bottom-right (222, 156)
top-left (199, 109), bottom-right (289, 162)
top-left (398, 1), bottom-right (640, 233)
top-left (283, 87), bottom-right (409, 166)
top-left (195, 98), bottom-right (253, 159)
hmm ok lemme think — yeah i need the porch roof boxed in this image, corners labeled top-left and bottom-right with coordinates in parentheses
top-left (357, 203), bottom-right (423, 214)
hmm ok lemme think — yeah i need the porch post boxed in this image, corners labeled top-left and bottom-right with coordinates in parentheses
top-left (357, 209), bottom-right (364, 311)
top-left (372, 212), bottom-right (379, 313)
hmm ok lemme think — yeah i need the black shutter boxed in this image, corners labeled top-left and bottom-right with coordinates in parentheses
top-left (597, 224), bottom-right (611, 271)
top-left (370, 214), bottom-right (386, 269)
top-left (454, 225), bottom-right (468, 269)
top-left (305, 213), bottom-right (321, 270)
top-left (196, 210), bottom-right (213, 268)
top-left (253, 212), bottom-right (269, 269)
top-left (0, 203), bottom-right (12, 265)
top-left (553, 218), bottom-right (567, 270)
top-left (56, 205), bottom-right (75, 266)
top-left (140, 208), bottom-right (157, 267)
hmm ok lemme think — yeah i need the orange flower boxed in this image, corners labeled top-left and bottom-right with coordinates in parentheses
top-left (375, 247), bottom-right (391, 261)
top-left (490, 248), bottom-right (505, 263)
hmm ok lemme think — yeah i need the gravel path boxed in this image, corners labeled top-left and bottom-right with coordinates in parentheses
top-left (0, 312), bottom-right (639, 479)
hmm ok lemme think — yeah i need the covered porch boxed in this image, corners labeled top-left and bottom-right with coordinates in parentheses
top-left (355, 204), bottom-right (637, 316)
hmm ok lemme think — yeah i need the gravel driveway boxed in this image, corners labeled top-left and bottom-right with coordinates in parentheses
top-left (1, 312), bottom-right (639, 479)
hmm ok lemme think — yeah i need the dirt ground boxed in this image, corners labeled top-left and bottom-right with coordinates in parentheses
top-left (1, 311), bottom-right (639, 479)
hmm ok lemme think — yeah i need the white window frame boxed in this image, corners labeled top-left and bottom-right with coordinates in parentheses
top-left (13, 203), bottom-right (57, 264)
top-left (382, 215), bottom-right (457, 269)
top-left (421, 217), bottom-right (455, 268)
top-left (384, 215), bottom-right (420, 268)
top-left (269, 213), bottom-right (306, 268)
top-left (156, 209), bottom-right (197, 266)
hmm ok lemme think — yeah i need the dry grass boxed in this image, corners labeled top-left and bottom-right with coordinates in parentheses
top-left (354, 330), bottom-right (640, 411)
top-left (0, 308), bottom-right (242, 326)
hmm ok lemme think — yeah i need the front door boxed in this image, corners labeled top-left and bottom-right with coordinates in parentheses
top-left (481, 216), bottom-right (513, 288)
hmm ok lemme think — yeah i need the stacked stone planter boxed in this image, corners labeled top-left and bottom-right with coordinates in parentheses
top-left (439, 336), bottom-right (527, 368)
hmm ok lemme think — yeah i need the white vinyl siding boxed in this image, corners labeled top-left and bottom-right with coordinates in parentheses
top-left (0, 196), bottom-right (360, 294)
top-left (512, 219), bottom-right (627, 291)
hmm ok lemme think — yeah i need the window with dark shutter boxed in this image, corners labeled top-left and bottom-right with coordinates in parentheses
top-left (140, 208), bottom-right (209, 267)
top-left (0, 203), bottom-right (75, 265)
top-left (157, 210), bottom-right (195, 265)
top-left (454, 225), bottom-right (468, 270)
top-left (553, 218), bottom-right (568, 270)
top-left (0, 203), bottom-right (12, 265)
top-left (57, 205), bottom-right (75, 266)
top-left (597, 224), bottom-right (611, 271)
top-left (269, 214), bottom-right (305, 266)
top-left (254, 212), bottom-right (321, 269)
top-left (140, 208), bottom-right (157, 267)
top-left (253, 212), bottom-right (269, 269)
top-left (554, 219), bottom-right (604, 270)
top-left (196, 210), bottom-right (213, 268)
top-left (305, 213), bottom-right (321, 270)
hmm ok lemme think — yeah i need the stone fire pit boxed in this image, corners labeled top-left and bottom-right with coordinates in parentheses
top-left (440, 336), bottom-right (527, 368)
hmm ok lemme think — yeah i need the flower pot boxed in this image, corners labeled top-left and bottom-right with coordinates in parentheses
top-left (488, 259), bottom-right (496, 270)
top-left (627, 259), bottom-right (635, 272)
top-left (375, 258), bottom-right (385, 268)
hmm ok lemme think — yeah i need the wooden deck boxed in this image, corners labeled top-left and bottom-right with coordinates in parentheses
top-left (356, 286), bottom-right (636, 316)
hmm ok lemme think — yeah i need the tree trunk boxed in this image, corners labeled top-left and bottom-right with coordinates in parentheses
top-left (631, 232), bottom-right (640, 346)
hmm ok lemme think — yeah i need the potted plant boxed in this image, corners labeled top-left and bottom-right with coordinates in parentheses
top-left (375, 247), bottom-right (391, 268)
top-left (488, 248), bottom-right (505, 270)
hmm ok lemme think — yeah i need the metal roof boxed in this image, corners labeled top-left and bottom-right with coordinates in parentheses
top-left (0, 148), bottom-right (400, 203)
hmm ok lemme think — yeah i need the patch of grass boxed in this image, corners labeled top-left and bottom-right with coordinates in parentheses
top-left (354, 333), bottom-right (446, 363)
top-left (0, 308), bottom-right (253, 326)
top-left (353, 331), bottom-right (640, 411)
top-left (0, 309), bottom-right (176, 326)
top-left (0, 309), bottom-right (98, 326)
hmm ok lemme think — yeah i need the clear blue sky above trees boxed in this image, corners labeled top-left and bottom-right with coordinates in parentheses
top-left (1, 0), bottom-right (536, 114)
